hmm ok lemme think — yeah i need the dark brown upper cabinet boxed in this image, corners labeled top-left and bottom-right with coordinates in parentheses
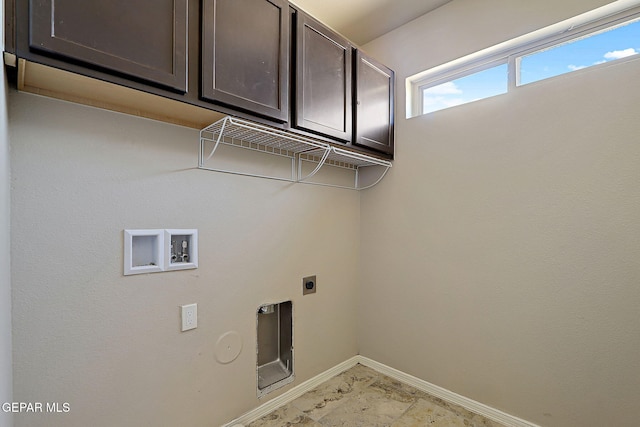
top-left (28, 0), bottom-right (188, 92)
top-left (295, 13), bottom-right (352, 142)
top-left (353, 50), bottom-right (395, 155)
top-left (16, 1), bottom-right (394, 157)
top-left (201, 0), bottom-right (289, 123)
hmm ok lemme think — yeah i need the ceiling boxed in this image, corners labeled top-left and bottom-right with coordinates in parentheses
top-left (289, 0), bottom-right (453, 45)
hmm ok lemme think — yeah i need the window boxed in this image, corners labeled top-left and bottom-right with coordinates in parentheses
top-left (421, 63), bottom-right (507, 115)
top-left (407, 3), bottom-right (640, 118)
top-left (518, 18), bottom-right (640, 85)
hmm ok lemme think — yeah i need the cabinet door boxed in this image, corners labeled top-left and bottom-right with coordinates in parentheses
top-left (295, 13), bottom-right (352, 142)
top-left (354, 51), bottom-right (394, 155)
top-left (201, 0), bottom-right (289, 123)
top-left (29, 0), bottom-right (188, 92)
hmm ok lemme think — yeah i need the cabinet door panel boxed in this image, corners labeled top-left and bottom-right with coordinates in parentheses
top-left (29, 0), bottom-right (188, 92)
top-left (202, 0), bottom-right (289, 122)
top-left (354, 51), bottom-right (394, 155)
top-left (295, 14), bottom-right (352, 141)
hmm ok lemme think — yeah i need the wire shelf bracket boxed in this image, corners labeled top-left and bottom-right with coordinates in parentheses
top-left (198, 116), bottom-right (391, 190)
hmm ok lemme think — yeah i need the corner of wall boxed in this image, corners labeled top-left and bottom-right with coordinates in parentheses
top-left (1, 1), bottom-right (15, 424)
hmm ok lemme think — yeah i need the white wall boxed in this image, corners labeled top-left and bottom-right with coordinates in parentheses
top-left (1, 0), bottom-right (15, 424)
top-left (9, 91), bottom-right (360, 427)
top-left (0, 72), bottom-right (13, 427)
top-left (360, 1), bottom-right (640, 426)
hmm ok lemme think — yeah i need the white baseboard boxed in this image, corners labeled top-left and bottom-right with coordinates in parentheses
top-left (221, 355), bottom-right (539, 427)
top-left (357, 356), bottom-right (540, 427)
top-left (221, 356), bottom-right (360, 427)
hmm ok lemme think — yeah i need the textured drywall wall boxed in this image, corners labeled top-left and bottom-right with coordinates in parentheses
top-left (9, 91), bottom-right (360, 427)
top-left (0, 35), bottom-right (14, 427)
top-left (363, 0), bottom-right (616, 81)
top-left (360, 1), bottom-right (640, 426)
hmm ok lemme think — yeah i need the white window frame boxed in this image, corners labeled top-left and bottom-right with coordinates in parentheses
top-left (416, 58), bottom-right (509, 116)
top-left (407, 0), bottom-right (640, 118)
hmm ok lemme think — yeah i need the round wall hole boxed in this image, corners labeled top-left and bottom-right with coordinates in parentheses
top-left (215, 331), bottom-right (242, 364)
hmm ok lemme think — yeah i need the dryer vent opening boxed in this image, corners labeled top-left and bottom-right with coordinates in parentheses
top-left (256, 301), bottom-right (293, 397)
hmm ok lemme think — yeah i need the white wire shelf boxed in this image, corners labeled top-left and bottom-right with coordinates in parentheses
top-left (198, 116), bottom-right (391, 190)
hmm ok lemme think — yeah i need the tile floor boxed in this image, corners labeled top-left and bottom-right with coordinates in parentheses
top-left (247, 364), bottom-right (506, 427)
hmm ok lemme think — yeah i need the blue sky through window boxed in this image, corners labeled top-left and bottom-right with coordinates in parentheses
top-left (421, 18), bottom-right (640, 115)
top-left (422, 64), bottom-right (507, 114)
top-left (520, 18), bottom-right (640, 85)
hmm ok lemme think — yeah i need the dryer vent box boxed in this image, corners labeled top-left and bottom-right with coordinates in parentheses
top-left (256, 301), bottom-right (293, 397)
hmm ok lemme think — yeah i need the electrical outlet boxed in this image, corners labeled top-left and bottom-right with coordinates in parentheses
top-left (181, 303), bottom-right (197, 331)
top-left (303, 275), bottom-right (316, 295)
